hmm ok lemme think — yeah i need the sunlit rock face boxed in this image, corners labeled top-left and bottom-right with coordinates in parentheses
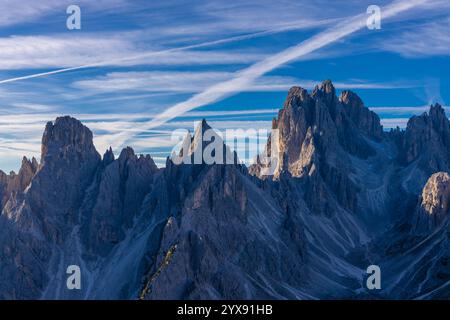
top-left (412, 172), bottom-right (450, 235)
top-left (1, 82), bottom-right (450, 300)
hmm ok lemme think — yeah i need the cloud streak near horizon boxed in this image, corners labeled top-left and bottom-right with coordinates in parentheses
top-left (0, 103), bottom-right (447, 170)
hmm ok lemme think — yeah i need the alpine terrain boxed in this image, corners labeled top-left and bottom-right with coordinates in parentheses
top-left (0, 80), bottom-right (448, 299)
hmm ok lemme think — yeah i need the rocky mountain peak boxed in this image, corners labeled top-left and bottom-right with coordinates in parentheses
top-left (429, 102), bottom-right (446, 116)
top-left (412, 172), bottom-right (450, 234)
top-left (171, 119), bottom-right (238, 166)
top-left (102, 147), bottom-right (115, 166)
top-left (406, 103), bottom-right (449, 136)
top-left (313, 79), bottom-right (335, 95)
top-left (312, 79), bottom-right (336, 106)
top-left (192, 118), bottom-right (211, 143)
top-left (117, 146), bottom-right (158, 171)
top-left (339, 90), bottom-right (359, 104)
top-left (17, 156), bottom-right (39, 184)
top-left (0, 156), bottom-right (39, 209)
top-left (429, 103), bottom-right (448, 131)
top-left (41, 116), bottom-right (99, 164)
top-left (283, 86), bottom-right (311, 109)
top-left (403, 104), bottom-right (450, 169)
top-left (16, 116), bottom-right (102, 243)
top-left (339, 90), bottom-right (383, 140)
top-left (2, 83), bottom-right (450, 300)
top-left (262, 80), bottom-right (381, 178)
top-left (118, 146), bottom-right (136, 162)
top-left (19, 156), bottom-right (39, 175)
top-left (189, 119), bottom-right (213, 157)
top-left (422, 172), bottom-right (450, 215)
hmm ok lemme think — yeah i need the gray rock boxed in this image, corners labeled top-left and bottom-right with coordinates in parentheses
top-left (1, 82), bottom-right (449, 300)
top-left (0, 156), bottom-right (38, 209)
top-left (412, 172), bottom-right (450, 234)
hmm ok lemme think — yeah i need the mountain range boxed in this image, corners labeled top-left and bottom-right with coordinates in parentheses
top-left (0, 80), bottom-right (448, 299)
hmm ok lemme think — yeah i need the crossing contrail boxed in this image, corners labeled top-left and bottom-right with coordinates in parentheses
top-left (0, 19), bottom-right (335, 85)
top-left (106, 0), bottom-right (430, 149)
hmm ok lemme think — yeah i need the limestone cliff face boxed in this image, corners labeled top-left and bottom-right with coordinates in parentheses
top-left (261, 80), bottom-right (374, 214)
top-left (274, 81), bottom-right (369, 162)
top-left (80, 147), bottom-right (158, 258)
top-left (412, 172), bottom-right (450, 234)
top-left (276, 86), bottom-right (312, 170)
top-left (403, 104), bottom-right (450, 171)
top-left (0, 116), bottom-right (160, 299)
top-left (0, 156), bottom-right (38, 209)
top-left (339, 90), bottom-right (383, 141)
top-left (28, 116), bottom-right (101, 242)
top-left (141, 162), bottom-right (307, 300)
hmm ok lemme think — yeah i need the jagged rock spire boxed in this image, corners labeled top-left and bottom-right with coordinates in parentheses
top-left (41, 116), bottom-right (100, 165)
top-left (0, 156), bottom-right (39, 209)
top-left (171, 119), bottom-right (238, 166)
top-left (102, 147), bottom-right (115, 166)
top-left (403, 103), bottom-right (450, 171)
top-left (339, 90), bottom-right (383, 140)
top-left (412, 172), bottom-right (450, 234)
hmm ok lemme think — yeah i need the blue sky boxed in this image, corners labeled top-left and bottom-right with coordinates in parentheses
top-left (0, 0), bottom-right (449, 171)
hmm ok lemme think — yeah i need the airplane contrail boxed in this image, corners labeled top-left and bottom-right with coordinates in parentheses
top-left (106, 0), bottom-right (430, 150)
top-left (0, 19), bottom-right (335, 85)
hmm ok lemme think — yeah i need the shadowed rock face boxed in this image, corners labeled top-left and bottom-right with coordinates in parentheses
top-left (339, 90), bottom-right (383, 141)
top-left (0, 156), bottom-right (38, 209)
top-left (0, 82), bottom-right (449, 300)
top-left (80, 147), bottom-right (158, 258)
top-left (403, 104), bottom-right (450, 171)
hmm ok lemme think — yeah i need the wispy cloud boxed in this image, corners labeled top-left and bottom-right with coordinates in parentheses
top-left (0, 0), bottom-right (127, 27)
top-left (371, 105), bottom-right (450, 117)
top-left (73, 71), bottom-right (235, 93)
top-left (73, 71), bottom-right (420, 93)
top-left (381, 17), bottom-right (450, 57)
top-left (380, 118), bottom-right (410, 128)
top-left (0, 0), bottom-right (447, 172)
top-left (0, 35), bottom-right (137, 70)
top-left (0, 34), bottom-right (267, 72)
top-left (10, 103), bottom-right (56, 112)
top-left (0, 0), bottom-right (339, 85)
top-left (108, 0), bottom-right (431, 149)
